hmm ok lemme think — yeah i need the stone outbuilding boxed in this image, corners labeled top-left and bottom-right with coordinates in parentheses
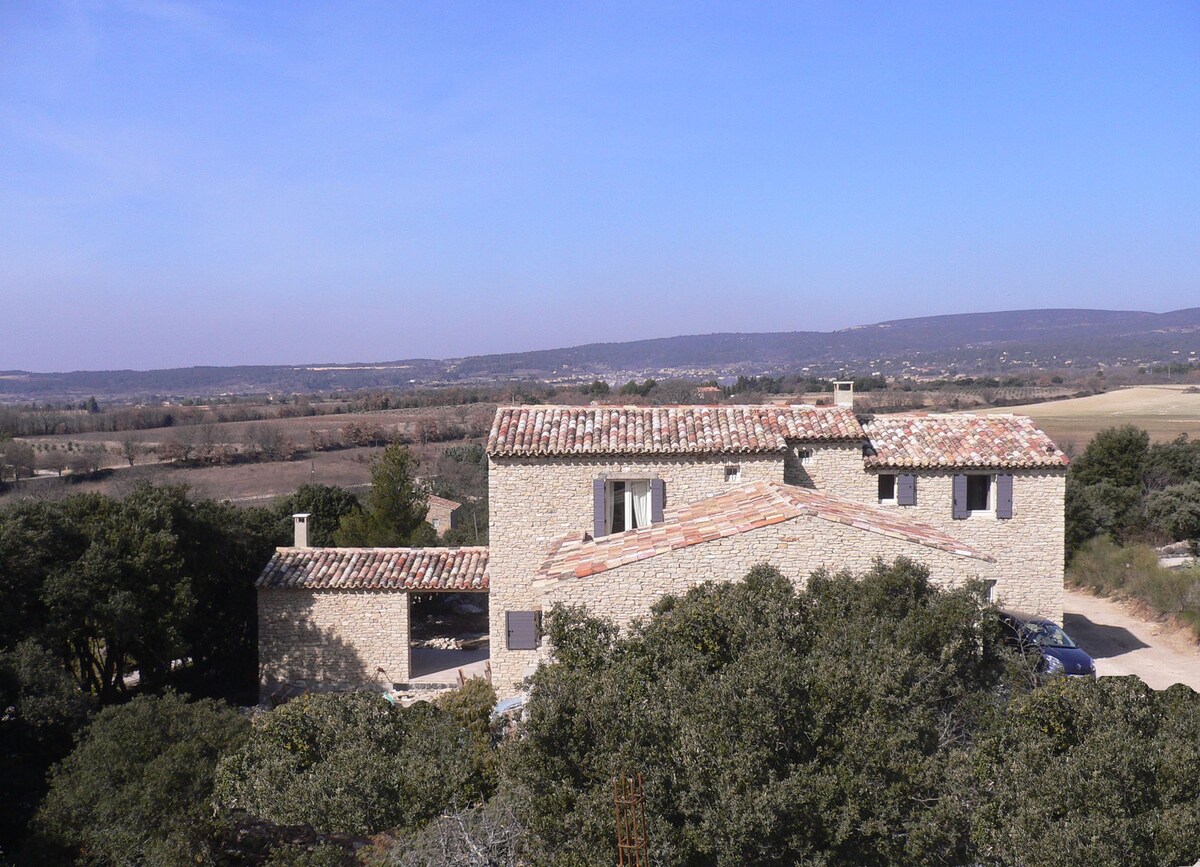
top-left (257, 545), bottom-right (487, 697)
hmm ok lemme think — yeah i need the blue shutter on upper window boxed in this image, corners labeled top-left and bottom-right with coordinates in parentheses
top-left (592, 478), bottom-right (606, 538)
top-left (952, 474), bottom-right (968, 519)
top-left (897, 473), bottom-right (916, 506)
top-left (651, 478), bottom-right (665, 523)
top-left (996, 473), bottom-right (1014, 519)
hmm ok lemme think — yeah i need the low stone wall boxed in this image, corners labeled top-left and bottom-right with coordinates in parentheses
top-left (258, 588), bottom-right (410, 697)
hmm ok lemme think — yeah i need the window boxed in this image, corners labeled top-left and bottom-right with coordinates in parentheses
top-left (953, 473), bottom-right (1013, 519)
top-left (878, 474), bottom-right (896, 503)
top-left (592, 477), bottom-right (664, 537)
top-left (725, 465), bottom-right (741, 483)
top-left (608, 480), bottom-right (651, 533)
top-left (506, 611), bottom-right (541, 651)
top-left (796, 448), bottom-right (813, 465)
top-left (966, 475), bottom-right (991, 511)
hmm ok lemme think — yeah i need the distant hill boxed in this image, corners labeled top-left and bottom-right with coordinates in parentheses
top-left (446, 307), bottom-right (1200, 378)
top-left (3, 307), bottom-right (1199, 402)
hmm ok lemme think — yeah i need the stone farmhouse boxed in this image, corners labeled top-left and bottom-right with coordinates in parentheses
top-left (257, 398), bottom-right (1068, 699)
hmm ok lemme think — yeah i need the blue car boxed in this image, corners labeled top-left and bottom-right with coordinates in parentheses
top-left (999, 612), bottom-right (1096, 677)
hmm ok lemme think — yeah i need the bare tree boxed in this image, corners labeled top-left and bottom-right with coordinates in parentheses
top-left (120, 436), bottom-right (141, 466)
top-left (391, 799), bottom-right (524, 867)
top-left (0, 439), bottom-right (36, 484)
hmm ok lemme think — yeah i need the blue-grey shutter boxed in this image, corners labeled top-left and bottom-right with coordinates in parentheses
top-left (593, 478), bottom-right (606, 538)
top-left (952, 474), bottom-right (968, 519)
top-left (506, 611), bottom-right (539, 650)
top-left (897, 473), bottom-right (916, 506)
top-left (996, 473), bottom-right (1014, 519)
top-left (651, 478), bottom-right (665, 523)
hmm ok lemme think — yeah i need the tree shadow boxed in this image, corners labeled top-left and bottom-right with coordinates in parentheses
top-left (258, 592), bottom-right (372, 705)
top-left (1063, 613), bottom-right (1150, 660)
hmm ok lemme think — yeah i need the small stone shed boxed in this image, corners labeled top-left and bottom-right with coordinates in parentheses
top-left (256, 546), bottom-right (488, 696)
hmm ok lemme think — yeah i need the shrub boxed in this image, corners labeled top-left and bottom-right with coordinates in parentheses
top-left (504, 560), bottom-right (1007, 867)
top-left (32, 691), bottom-right (249, 865)
top-left (1068, 538), bottom-right (1200, 638)
top-left (0, 641), bottom-right (93, 855)
top-left (434, 677), bottom-right (500, 785)
top-left (213, 692), bottom-right (489, 837)
top-left (972, 677), bottom-right (1200, 867)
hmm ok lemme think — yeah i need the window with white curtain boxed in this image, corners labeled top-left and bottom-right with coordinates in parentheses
top-left (607, 479), bottom-right (652, 533)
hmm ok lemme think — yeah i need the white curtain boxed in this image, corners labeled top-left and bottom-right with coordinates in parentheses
top-left (630, 480), bottom-right (651, 530)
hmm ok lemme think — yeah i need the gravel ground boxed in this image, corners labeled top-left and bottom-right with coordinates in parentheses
top-left (1063, 586), bottom-right (1200, 691)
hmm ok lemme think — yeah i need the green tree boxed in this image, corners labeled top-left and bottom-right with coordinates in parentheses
top-left (1144, 481), bottom-right (1200, 547)
top-left (213, 691), bottom-right (489, 836)
top-left (1069, 425), bottom-right (1150, 489)
top-left (504, 560), bottom-right (1006, 867)
top-left (0, 485), bottom-right (278, 704)
top-left (334, 445), bottom-right (432, 547)
top-left (32, 691), bottom-right (249, 866)
top-left (1065, 479), bottom-right (1143, 558)
top-left (972, 678), bottom-right (1200, 867)
top-left (274, 484), bottom-right (361, 547)
top-left (1145, 433), bottom-right (1200, 489)
top-left (0, 641), bottom-right (93, 855)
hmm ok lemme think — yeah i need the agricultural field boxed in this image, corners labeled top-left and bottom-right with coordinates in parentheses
top-left (973, 385), bottom-right (1200, 452)
top-left (1, 404), bottom-right (495, 505)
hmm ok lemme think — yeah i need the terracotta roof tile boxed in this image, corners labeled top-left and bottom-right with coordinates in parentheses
top-left (427, 495), bottom-right (462, 511)
top-left (257, 547), bottom-right (488, 591)
top-left (487, 405), bottom-right (864, 456)
top-left (863, 414), bottom-right (1068, 469)
top-left (536, 481), bottom-right (990, 585)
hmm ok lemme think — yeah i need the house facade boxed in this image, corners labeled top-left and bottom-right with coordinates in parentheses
top-left (485, 405), bottom-right (1067, 690)
top-left (256, 402), bottom-right (1067, 699)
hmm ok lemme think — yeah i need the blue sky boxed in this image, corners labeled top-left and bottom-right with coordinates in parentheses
top-left (1, 1), bottom-right (1198, 371)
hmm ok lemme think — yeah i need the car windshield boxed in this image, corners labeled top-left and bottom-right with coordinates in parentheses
top-left (1023, 621), bottom-right (1077, 649)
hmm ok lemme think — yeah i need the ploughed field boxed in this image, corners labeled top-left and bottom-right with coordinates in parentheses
top-left (973, 385), bottom-right (1200, 451)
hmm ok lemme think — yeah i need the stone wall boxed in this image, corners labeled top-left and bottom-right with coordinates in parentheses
top-left (861, 469), bottom-right (1066, 620)
top-left (258, 589), bottom-right (410, 697)
top-left (487, 447), bottom-right (1067, 695)
top-left (543, 512), bottom-right (988, 627)
top-left (785, 441), bottom-right (873, 499)
top-left (487, 452), bottom-right (786, 691)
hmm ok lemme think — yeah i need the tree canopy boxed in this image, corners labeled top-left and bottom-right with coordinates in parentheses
top-left (1066, 428), bottom-right (1200, 556)
top-left (501, 560), bottom-right (1200, 867)
top-left (32, 691), bottom-right (249, 866)
top-left (0, 484), bottom-right (281, 703)
top-left (273, 483), bottom-right (361, 547)
top-left (334, 445), bottom-right (434, 547)
top-left (213, 690), bottom-right (491, 837)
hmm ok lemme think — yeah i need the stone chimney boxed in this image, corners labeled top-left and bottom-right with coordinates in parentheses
top-left (833, 381), bottom-right (854, 407)
top-left (292, 513), bottom-right (312, 548)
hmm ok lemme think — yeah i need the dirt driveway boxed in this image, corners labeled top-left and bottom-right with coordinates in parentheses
top-left (1063, 587), bottom-right (1200, 691)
